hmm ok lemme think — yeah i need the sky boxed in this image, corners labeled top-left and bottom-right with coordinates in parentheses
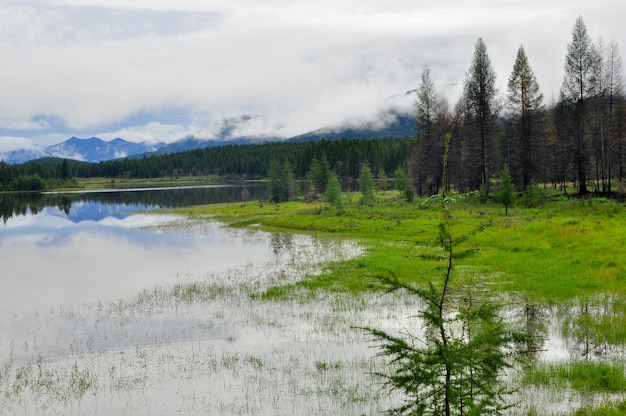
top-left (0, 0), bottom-right (625, 152)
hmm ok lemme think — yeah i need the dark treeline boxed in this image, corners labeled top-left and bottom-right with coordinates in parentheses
top-left (0, 158), bottom-right (77, 191)
top-left (1, 137), bottom-right (412, 191)
top-left (71, 137), bottom-right (412, 180)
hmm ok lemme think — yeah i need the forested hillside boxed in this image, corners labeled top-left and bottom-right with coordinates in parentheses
top-left (74, 137), bottom-right (411, 180)
top-left (0, 138), bottom-right (412, 191)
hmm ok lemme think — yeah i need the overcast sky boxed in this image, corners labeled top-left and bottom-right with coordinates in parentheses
top-left (1, 0), bottom-right (625, 151)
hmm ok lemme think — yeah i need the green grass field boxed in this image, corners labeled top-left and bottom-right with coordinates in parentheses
top-left (175, 192), bottom-right (626, 303)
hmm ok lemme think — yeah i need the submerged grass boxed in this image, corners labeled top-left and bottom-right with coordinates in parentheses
top-left (180, 193), bottom-right (626, 415)
top-left (522, 360), bottom-right (626, 393)
top-left (0, 225), bottom-right (388, 415)
top-left (572, 400), bottom-right (626, 415)
top-left (561, 298), bottom-right (626, 346)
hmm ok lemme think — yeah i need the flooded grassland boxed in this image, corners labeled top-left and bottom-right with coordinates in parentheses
top-left (1, 193), bottom-right (626, 415)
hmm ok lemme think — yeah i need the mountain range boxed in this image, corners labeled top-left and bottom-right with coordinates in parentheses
top-left (2, 91), bottom-right (416, 164)
top-left (3, 137), bottom-right (164, 164)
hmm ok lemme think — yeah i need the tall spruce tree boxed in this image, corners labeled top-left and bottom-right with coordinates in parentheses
top-left (413, 66), bottom-right (447, 196)
top-left (268, 159), bottom-right (292, 203)
top-left (561, 16), bottom-right (597, 194)
top-left (325, 171), bottom-right (342, 209)
top-left (592, 37), bottom-right (608, 193)
top-left (309, 156), bottom-right (330, 195)
top-left (602, 38), bottom-right (625, 192)
top-left (462, 38), bottom-right (498, 193)
top-left (507, 46), bottom-right (544, 190)
top-left (604, 38), bottom-right (626, 184)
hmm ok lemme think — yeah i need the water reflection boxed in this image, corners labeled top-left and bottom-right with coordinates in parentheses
top-left (559, 296), bottom-right (626, 360)
top-left (0, 215), bottom-right (274, 315)
top-left (519, 298), bottom-right (549, 360)
top-left (502, 294), bottom-right (626, 364)
top-left (0, 186), bottom-right (267, 317)
top-left (0, 184), bottom-right (267, 224)
top-left (2, 189), bottom-right (626, 414)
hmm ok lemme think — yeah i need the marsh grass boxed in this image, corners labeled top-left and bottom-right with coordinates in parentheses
top-left (522, 361), bottom-right (626, 392)
top-left (572, 400), bottom-right (626, 415)
top-left (473, 203), bottom-right (626, 302)
top-left (173, 195), bottom-right (626, 415)
top-left (560, 296), bottom-right (626, 347)
top-left (0, 287), bottom-right (411, 415)
top-left (1, 221), bottom-right (407, 415)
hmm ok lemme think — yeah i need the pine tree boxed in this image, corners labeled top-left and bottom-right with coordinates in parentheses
top-left (462, 38), bottom-right (498, 194)
top-left (359, 163), bottom-right (375, 205)
top-left (416, 66), bottom-right (439, 139)
top-left (604, 38), bottom-right (626, 185)
top-left (413, 66), bottom-right (447, 196)
top-left (562, 16), bottom-right (596, 194)
top-left (309, 156), bottom-right (330, 195)
top-left (59, 159), bottom-right (73, 181)
top-left (394, 167), bottom-right (413, 202)
top-left (507, 46), bottom-right (544, 190)
top-left (325, 171), bottom-right (342, 209)
top-left (268, 159), bottom-right (292, 203)
top-left (602, 38), bottom-right (624, 193)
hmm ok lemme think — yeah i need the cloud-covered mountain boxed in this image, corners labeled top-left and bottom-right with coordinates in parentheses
top-left (2, 137), bottom-right (163, 164)
top-left (289, 110), bottom-right (414, 142)
top-left (289, 89), bottom-right (416, 142)
top-left (2, 92), bottom-right (417, 164)
top-left (153, 115), bottom-right (282, 154)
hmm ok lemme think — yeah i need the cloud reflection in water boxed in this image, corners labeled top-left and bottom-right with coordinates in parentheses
top-left (0, 209), bottom-right (270, 314)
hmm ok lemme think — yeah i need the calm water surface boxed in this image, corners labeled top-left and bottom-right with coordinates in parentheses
top-left (0, 186), bottom-right (381, 416)
top-left (0, 185), bottom-right (270, 314)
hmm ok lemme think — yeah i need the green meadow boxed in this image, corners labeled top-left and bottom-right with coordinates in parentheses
top-left (177, 191), bottom-right (626, 303)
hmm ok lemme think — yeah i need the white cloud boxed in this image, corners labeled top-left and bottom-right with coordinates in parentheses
top-left (0, 119), bottom-right (50, 131)
top-left (1, 0), bottom-right (625, 144)
top-left (0, 136), bottom-right (42, 153)
top-left (97, 122), bottom-right (193, 143)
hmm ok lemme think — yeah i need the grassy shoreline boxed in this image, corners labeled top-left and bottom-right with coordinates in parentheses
top-left (61, 175), bottom-right (233, 191)
top-left (173, 193), bottom-right (626, 303)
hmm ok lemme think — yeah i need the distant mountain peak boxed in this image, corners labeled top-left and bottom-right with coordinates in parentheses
top-left (1, 136), bottom-right (165, 164)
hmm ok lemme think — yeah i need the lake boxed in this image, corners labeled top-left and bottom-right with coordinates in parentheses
top-left (0, 186), bottom-right (394, 415)
top-left (0, 186), bottom-right (623, 415)
top-left (0, 185), bottom-right (270, 313)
